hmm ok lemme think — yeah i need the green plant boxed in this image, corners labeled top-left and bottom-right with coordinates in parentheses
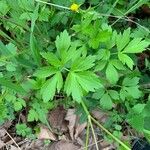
top-left (0, 0), bottom-right (150, 149)
top-left (16, 123), bottom-right (34, 138)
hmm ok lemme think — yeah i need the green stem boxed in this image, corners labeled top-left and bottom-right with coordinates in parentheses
top-left (81, 100), bottom-right (90, 116)
top-left (35, 0), bottom-right (70, 10)
top-left (88, 116), bottom-right (99, 150)
top-left (85, 121), bottom-right (90, 150)
top-left (81, 100), bottom-right (131, 150)
top-left (91, 116), bottom-right (131, 150)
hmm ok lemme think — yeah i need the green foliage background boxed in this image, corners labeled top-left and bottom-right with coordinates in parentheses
top-left (0, 0), bottom-right (150, 147)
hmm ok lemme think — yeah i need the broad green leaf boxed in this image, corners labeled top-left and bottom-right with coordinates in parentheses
top-left (120, 89), bottom-right (126, 101)
top-left (144, 117), bottom-right (150, 130)
top-left (123, 77), bottom-right (139, 86)
top-left (72, 55), bottom-right (96, 71)
top-left (123, 38), bottom-right (150, 53)
top-left (100, 93), bottom-right (113, 110)
top-left (40, 52), bottom-right (61, 67)
top-left (110, 59), bottom-right (126, 70)
top-left (0, 78), bottom-right (25, 93)
top-left (118, 53), bottom-right (134, 70)
top-left (55, 30), bottom-right (71, 58)
top-left (116, 28), bottom-right (130, 51)
top-left (132, 104), bottom-right (146, 114)
top-left (128, 115), bottom-right (144, 131)
top-left (34, 67), bottom-right (57, 78)
top-left (143, 101), bottom-right (150, 117)
top-left (106, 63), bottom-right (118, 84)
top-left (92, 88), bottom-right (105, 99)
top-left (94, 60), bottom-right (107, 71)
top-left (124, 86), bottom-right (142, 99)
top-left (108, 90), bottom-right (119, 100)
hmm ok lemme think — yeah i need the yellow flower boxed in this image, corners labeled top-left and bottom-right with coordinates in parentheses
top-left (70, 3), bottom-right (80, 12)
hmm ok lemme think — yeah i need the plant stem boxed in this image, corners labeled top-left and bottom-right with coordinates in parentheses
top-left (88, 116), bottom-right (99, 150)
top-left (85, 121), bottom-right (90, 150)
top-left (35, 0), bottom-right (70, 10)
top-left (91, 116), bottom-right (131, 150)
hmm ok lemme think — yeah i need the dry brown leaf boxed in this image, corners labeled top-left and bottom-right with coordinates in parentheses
top-left (49, 140), bottom-right (80, 150)
top-left (0, 140), bottom-right (5, 149)
top-left (65, 109), bottom-right (87, 140)
top-left (74, 122), bottom-right (87, 139)
top-left (9, 145), bottom-right (19, 150)
top-left (65, 109), bottom-right (76, 140)
top-left (0, 128), bottom-right (6, 138)
top-left (38, 126), bottom-right (57, 141)
top-left (48, 106), bottom-right (68, 133)
top-left (91, 109), bottom-right (108, 123)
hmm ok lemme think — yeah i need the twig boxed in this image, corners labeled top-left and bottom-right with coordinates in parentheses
top-left (91, 117), bottom-right (131, 150)
top-left (79, 140), bottom-right (103, 150)
top-left (88, 116), bottom-right (99, 150)
top-left (85, 121), bottom-right (90, 150)
top-left (5, 130), bottom-right (22, 150)
top-left (35, 0), bottom-right (70, 10)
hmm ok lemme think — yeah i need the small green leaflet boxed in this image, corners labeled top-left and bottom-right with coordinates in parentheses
top-left (110, 59), bottom-right (126, 70)
top-left (0, 78), bottom-right (25, 94)
top-left (100, 93), bottom-right (113, 110)
top-left (132, 104), bottom-right (146, 114)
top-left (95, 60), bottom-right (107, 71)
top-left (108, 90), bottom-right (119, 100)
top-left (128, 115), bottom-right (144, 131)
top-left (122, 38), bottom-right (150, 53)
top-left (14, 98), bottom-right (26, 111)
top-left (106, 62), bottom-right (118, 84)
top-left (116, 28), bottom-right (130, 51)
top-left (34, 66), bottom-right (58, 78)
top-left (40, 52), bottom-right (61, 67)
top-left (55, 30), bottom-right (71, 58)
top-left (40, 71), bottom-right (63, 102)
top-left (118, 52), bottom-right (134, 70)
top-left (27, 109), bottom-right (39, 122)
top-left (120, 77), bottom-right (142, 100)
top-left (123, 77), bottom-right (139, 86)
